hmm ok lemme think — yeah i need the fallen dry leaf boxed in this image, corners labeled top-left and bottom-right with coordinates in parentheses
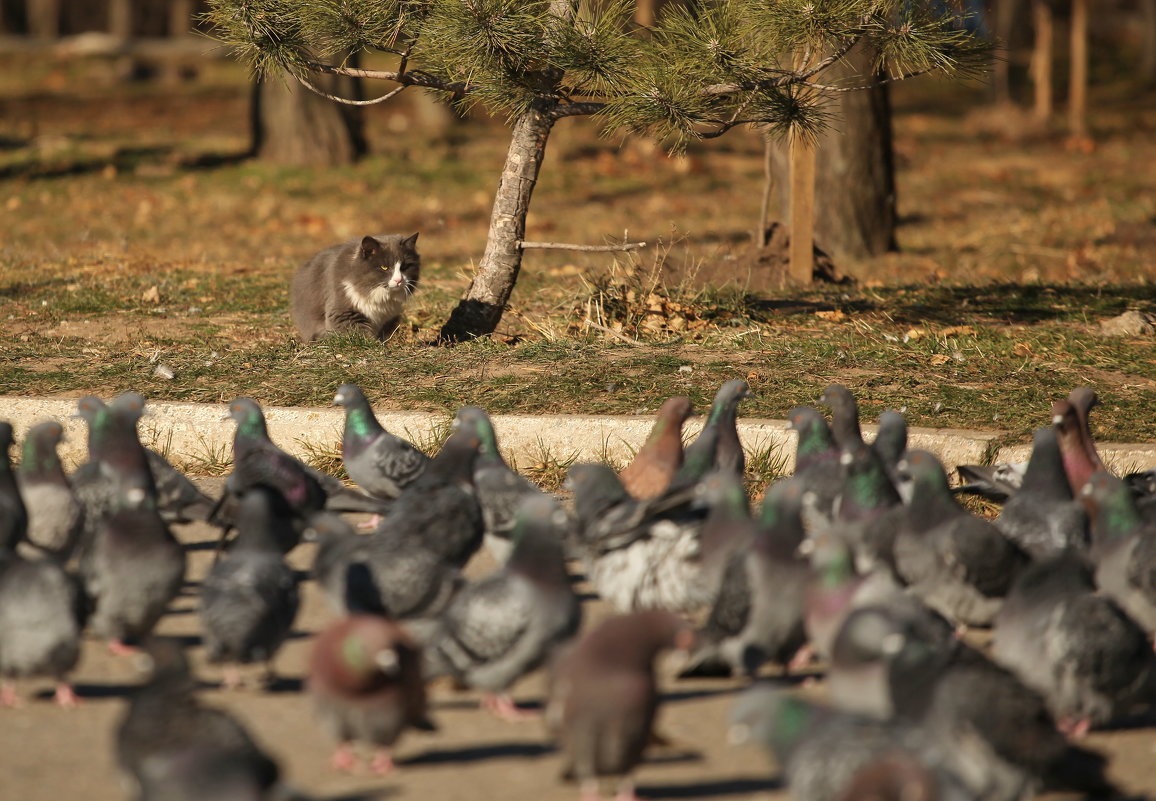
top-left (141, 285), bottom-right (161, 304)
top-left (940, 325), bottom-right (977, 337)
top-left (815, 310), bottom-right (846, 322)
top-left (930, 353), bottom-right (951, 366)
top-left (904, 328), bottom-right (926, 341)
top-left (1013, 342), bottom-right (1034, 357)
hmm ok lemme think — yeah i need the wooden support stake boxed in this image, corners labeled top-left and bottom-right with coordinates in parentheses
top-left (1068, 0), bottom-right (1089, 140)
top-left (788, 128), bottom-right (816, 285)
top-left (1031, 0), bottom-right (1053, 124)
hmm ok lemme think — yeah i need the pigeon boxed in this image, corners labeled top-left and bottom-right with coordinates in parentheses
top-left (308, 512), bottom-right (461, 635)
top-left (308, 613), bottom-right (435, 775)
top-left (1068, 386), bottom-right (1108, 476)
top-left (453, 405), bottom-right (545, 562)
top-left (953, 462), bottom-right (1026, 502)
top-left (833, 754), bottom-right (974, 801)
top-left (871, 410), bottom-right (910, 502)
top-left (619, 396), bottom-right (694, 499)
top-left (682, 476), bottom-right (809, 677)
top-left (995, 427), bottom-right (1088, 558)
top-left (567, 463), bottom-right (710, 613)
top-left (1080, 471), bottom-right (1156, 634)
top-left (785, 406), bottom-right (843, 522)
top-left (1053, 398), bottom-right (1102, 496)
top-left (675, 379), bottom-right (749, 486)
top-left (546, 610), bottom-right (694, 801)
top-left (819, 383), bottom-right (865, 451)
top-left (116, 638), bottom-right (283, 801)
top-left (0, 422), bottom-right (84, 708)
top-left (200, 487), bottom-right (300, 689)
top-left (729, 687), bottom-right (963, 801)
top-left (373, 416), bottom-right (484, 568)
top-left (832, 444), bottom-right (903, 574)
top-left (16, 420), bottom-right (84, 559)
top-left (993, 552), bottom-right (1156, 734)
top-left (333, 383), bottom-right (427, 500)
top-left (424, 494), bottom-right (581, 719)
top-left (892, 451), bottom-right (1028, 627)
top-left (843, 603), bottom-right (1118, 801)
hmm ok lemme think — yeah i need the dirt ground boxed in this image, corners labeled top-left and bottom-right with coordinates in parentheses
top-left (3, 479), bottom-right (1156, 801)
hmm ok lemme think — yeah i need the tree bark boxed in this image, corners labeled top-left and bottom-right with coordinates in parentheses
top-left (250, 70), bottom-right (366, 167)
top-left (26, 0), bottom-right (60, 40)
top-left (438, 103), bottom-right (557, 342)
top-left (1068, 0), bottom-right (1088, 139)
top-left (787, 130), bottom-right (815, 284)
top-left (1031, 0), bottom-right (1053, 123)
top-left (771, 42), bottom-right (897, 263)
top-left (1141, 0), bottom-right (1156, 84)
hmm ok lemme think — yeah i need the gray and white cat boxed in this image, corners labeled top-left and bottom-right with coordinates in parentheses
top-left (290, 233), bottom-right (420, 342)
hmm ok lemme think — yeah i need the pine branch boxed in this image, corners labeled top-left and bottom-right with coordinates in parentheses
top-left (306, 60), bottom-right (469, 95)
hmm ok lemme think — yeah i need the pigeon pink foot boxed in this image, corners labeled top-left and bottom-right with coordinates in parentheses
top-left (786, 643), bottom-right (814, 673)
top-left (369, 748), bottom-right (394, 776)
top-left (108, 640), bottom-right (138, 656)
top-left (579, 780), bottom-right (602, 801)
top-left (358, 515), bottom-right (383, 530)
top-left (221, 667), bottom-right (244, 690)
top-left (54, 683), bottom-right (80, 708)
top-left (481, 692), bottom-right (537, 722)
top-left (0, 682), bottom-right (22, 708)
top-left (1058, 716), bottom-right (1092, 738)
top-left (329, 743), bottom-right (359, 772)
top-left (615, 779), bottom-right (644, 801)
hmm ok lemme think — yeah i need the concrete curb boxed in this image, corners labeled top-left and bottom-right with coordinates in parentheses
top-left (1, 395), bottom-right (1153, 476)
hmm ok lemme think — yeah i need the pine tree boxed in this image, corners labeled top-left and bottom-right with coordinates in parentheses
top-left (205, 0), bottom-right (986, 343)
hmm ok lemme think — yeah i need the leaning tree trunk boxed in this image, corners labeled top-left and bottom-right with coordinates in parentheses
top-left (771, 41), bottom-right (897, 263)
top-left (438, 103), bottom-right (556, 343)
top-left (250, 69), bottom-right (366, 167)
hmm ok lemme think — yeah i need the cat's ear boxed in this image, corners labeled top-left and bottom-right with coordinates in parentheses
top-left (359, 236), bottom-right (381, 260)
top-left (401, 232), bottom-right (420, 250)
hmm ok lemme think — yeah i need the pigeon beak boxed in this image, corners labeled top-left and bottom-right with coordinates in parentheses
top-left (333, 392), bottom-right (345, 406)
top-left (374, 648), bottom-right (400, 676)
top-left (1052, 414), bottom-right (1064, 425)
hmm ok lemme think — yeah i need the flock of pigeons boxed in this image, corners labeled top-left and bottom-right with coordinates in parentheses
top-left (1, 379), bottom-right (1155, 801)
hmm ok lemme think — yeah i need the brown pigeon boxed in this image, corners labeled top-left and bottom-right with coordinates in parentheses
top-left (619, 397), bottom-right (694, 499)
top-left (308, 614), bottom-right (435, 775)
top-left (546, 610), bottom-right (694, 801)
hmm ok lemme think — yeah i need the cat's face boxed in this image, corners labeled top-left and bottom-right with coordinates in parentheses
top-left (357, 233), bottom-right (420, 296)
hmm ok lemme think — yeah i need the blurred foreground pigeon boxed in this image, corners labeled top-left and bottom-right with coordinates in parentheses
top-left (729, 687), bottom-right (964, 801)
top-left (819, 384), bottom-right (865, 451)
top-left (200, 487), bottom-right (300, 688)
top-left (16, 421), bottom-right (84, 559)
top-left (786, 407), bottom-right (843, 522)
top-left (116, 638), bottom-right (283, 801)
top-left (892, 451), bottom-right (1028, 627)
top-left (832, 444), bottom-right (903, 574)
top-left (333, 383), bottom-right (427, 500)
top-left (1081, 471), bottom-right (1156, 635)
top-left (453, 406), bottom-right (545, 562)
top-left (308, 614), bottom-right (435, 775)
top-left (682, 476), bottom-right (808, 677)
top-left (568, 463), bottom-right (709, 613)
top-left (619, 396), bottom-right (694, 499)
top-left (1068, 387), bottom-right (1108, 476)
top-left (425, 494), bottom-right (581, 719)
top-left (995, 427), bottom-right (1087, 558)
top-left (546, 610), bottom-right (694, 801)
top-left (993, 552), bottom-right (1156, 734)
top-left (871, 410), bottom-right (910, 502)
top-left (0, 422), bottom-right (84, 707)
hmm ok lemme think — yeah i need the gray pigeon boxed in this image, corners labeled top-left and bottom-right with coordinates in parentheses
top-left (308, 613), bottom-right (435, 775)
top-left (454, 405), bottom-right (545, 562)
top-left (333, 383), bottom-right (427, 500)
top-left (372, 416), bottom-right (484, 568)
top-left (833, 444), bottom-right (904, 575)
top-left (870, 410), bottom-right (910, 502)
top-left (892, 451), bottom-right (1028, 627)
top-left (200, 487), bottom-right (300, 689)
top-left (425, 494), bottom-right (581, 719)
top-left (729, 687), bottom-right (965, 801)
top-left (682, 476), bottom-right (809, 677)
top-left (116, 638), bottom-right (283, 801)
top-left (1068, 387), bottom-right (1108, 476)
top-left (674, 379), bottom-right (750, 487)
top-left (834, 754), bottom-right (975, 801)
top-left (993, 552), bottom-right (1156, 734)
top-left (995, 427), bottom-right (1088, 558)
top-left (567, 463), bottom-right (710, 613)
top-left (0, 422), bottom-right (84, 707)
top-left (854, 608), bottom-right (1117, 801)
top-left (308, 512), bottom-right (461, 638)
top-left (16, 420), bottom-right (84, 559)
top-left (546, 610), bottom-right (694, 801)
top-left (819, 383), bottom-right (865, 451)
top-left (1081, 470), bottom-right (1156, 634)
top-left (786, 406), bottom-right (843, 522)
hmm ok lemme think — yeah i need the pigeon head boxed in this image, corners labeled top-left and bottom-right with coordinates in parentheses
top-left (647, 396), bottom-right (695, 442)
top-left (728, 684), bottom-right (814, 758)
top-left (758, 477), bottom-right (804, 529)
top-left (110, 391), bottom-right (147, 421)
top-left (333, 383), bottom-right (385, 446)
top-left (874, 411), bottom-right (908, 460)
top-left (19, 421), bottom-right (65, 477)
top-left (454, 406), bottom-right (501, 459)
top-left (838, 444), bottom-right (899, 518)
top-left (1067, 386), bottom-right (1106, 471)
top-left (311, 615), bottom-right (421, 694)
top-left (1079, 470), bottom-right (1144, 543)
top-left (785, 406), bottom-right (835, 468)
top-left (1068, 386), bottom-right (1100, 416)
top-left (508, 494), bottom-right (571, 584)
top-left (896, 451), bottom-right (950, 496)
top-left (1052, 399), bottom-right (1097, 493)
top-left (706, 380), bottom-right (750, 423)
top-left (74, 395), bottom-right (107, 424)
top-left (566, 463), bottom-right (629, 524)
top-left (818, 384), bottom-right (862, 450)
top-left (694, 469), bottom-right (749, 515)
top-left (332, 383), bottom-right (366, 409)
top-left (302, 511), bottom-right (356, 546)
top-left (805, 531), bottom-right (856, 587)
top-left (136, 637), bottom-right (197, 694)
top-left (228, 399), bottom-right (269, 440)
top-left (831, 606), bottom-right (910, 670)
top-left (0, 422), bottom-right (14, 459)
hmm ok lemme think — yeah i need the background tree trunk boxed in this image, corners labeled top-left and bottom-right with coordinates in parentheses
top-left (771, 41), bottom-right (897, 263)
top-left (1142, 0), bottom-right (1156, 84)
top-left (25, 0), bottom-right (59, 39)
top-left (250, 69), bottom-right (366, 166)
top-left (439, 104), bottom-right (556, 343)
